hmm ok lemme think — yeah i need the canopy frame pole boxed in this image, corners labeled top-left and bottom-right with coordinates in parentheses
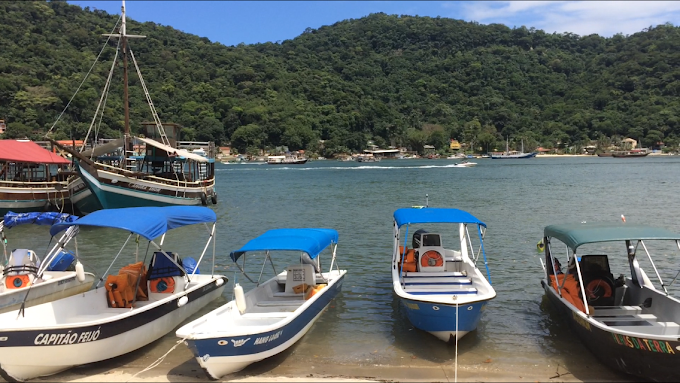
top-left (572, 250), bottom-right (589, 316)
top-left (38, 225), bottom-right (79, 277)
top-left (96, 233), bottom-right (133, 288)
top-left (474, 226), bottom-right (487, 265)
top-left (256, 251), bottom-right (270, 286)
top-left (639, 240), bottom-right (668, 295)
top-left (266, 250), bottom-right (278, 278)
top-left (211, 223), bottom-right (216, 276)
top-left (477, 224), bottom-right (492, 284)
top-left (235, 255), bottom-right (256, 284)
top-left (190, 223), bottom-right (214, 277)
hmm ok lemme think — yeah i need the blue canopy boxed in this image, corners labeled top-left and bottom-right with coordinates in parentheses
top-left (3, 211), bottom-right (78, 229)
top-left (230, 228), bottom-right (338, 262)
top-left (49, 206), bottom-right (216, 240)
top-left (393, 207), bottom-right (486, 228)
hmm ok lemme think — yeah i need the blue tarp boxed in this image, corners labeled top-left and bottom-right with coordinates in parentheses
top-left (3, 211), bottom-right (78, 229)
top-left (393, 207), bottom-right (486, 228)
top-left (230, 228), bottom-right (338, 262)
top-left (49, 206), bottom-right (216, 240)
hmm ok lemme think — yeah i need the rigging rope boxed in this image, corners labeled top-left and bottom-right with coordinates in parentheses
top-left (46, 15), bottom-right (122, 136)
top-left (127, 336), bottom-right (189, 382)
top-left (455, 299), bottom-right (459, 383)
top-left (82, 37), bottom-right (121, 154)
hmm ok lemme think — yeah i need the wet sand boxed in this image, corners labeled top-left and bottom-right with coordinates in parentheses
top-left (29, 337), bottom-right (638, 383)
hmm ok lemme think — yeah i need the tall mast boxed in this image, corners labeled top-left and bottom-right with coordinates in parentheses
top-left (102, 0), bottom-right (145, 168)
top-left (122, 0), bottom-right (130, 140)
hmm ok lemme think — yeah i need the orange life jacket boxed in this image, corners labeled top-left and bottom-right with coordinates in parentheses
top-left (550, 274), bottom-right (586, 313)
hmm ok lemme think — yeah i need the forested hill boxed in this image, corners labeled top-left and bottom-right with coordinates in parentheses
top-left (2, 1), bottom-right (680, 156)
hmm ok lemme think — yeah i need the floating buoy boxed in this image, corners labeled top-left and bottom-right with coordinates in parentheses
top-left (234, 283), bottom-right (246, 314)
top-left (75, 260), bottom-right (85, 282)
top-left (537, 239), bottom-right (545, 252)
top-left (621, 214), bottom-right (626, 223)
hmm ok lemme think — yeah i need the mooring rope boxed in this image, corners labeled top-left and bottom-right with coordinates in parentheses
top-left (127, 336), bottom-right (189, 382)
top-left (455, 299), bottom-right (459, 383)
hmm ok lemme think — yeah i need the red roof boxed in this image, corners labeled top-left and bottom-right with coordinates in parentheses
top-left (0, 140), bottom-right (70, 164)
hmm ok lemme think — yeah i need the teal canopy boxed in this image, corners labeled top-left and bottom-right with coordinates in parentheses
top-left (544, 222), bottom-right (680, 251)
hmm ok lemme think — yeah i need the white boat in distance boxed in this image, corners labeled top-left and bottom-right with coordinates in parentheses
top-left (489, 138), bottom-right (537, 159)
top-left (0, 206), bottom-right (226, 381)
top-left (266, 155), bottom-right (308, 165)
top-left (0, 212), bottom-right (95, 314)
top-left (177, 228), bottom-right (347, 379)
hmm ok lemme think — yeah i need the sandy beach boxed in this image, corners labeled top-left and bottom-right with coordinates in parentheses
top-left (28, 337), bottom-right (637, 383)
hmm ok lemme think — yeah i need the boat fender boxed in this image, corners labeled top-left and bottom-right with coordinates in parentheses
top-left (210, 193), bottom-right (217, 204)
top-left (216, 278), bottom-right (224, 287)
top-left (234, 283), bottom-right (246, 314)
top-left (177, 295), bottom-right (188, 307)
top-left (75, 260), bottom-right (85, 283)
top-left (420, 250), bottom-right (444, 268)
top-left (200, 193), bottom-right (208, 206)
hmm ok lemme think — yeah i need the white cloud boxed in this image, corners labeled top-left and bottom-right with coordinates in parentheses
top-left (446, 1), bottom-right (680, 37)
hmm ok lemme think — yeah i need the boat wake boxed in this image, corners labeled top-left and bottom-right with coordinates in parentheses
top-left (217, 164), bottom-right (472, 171)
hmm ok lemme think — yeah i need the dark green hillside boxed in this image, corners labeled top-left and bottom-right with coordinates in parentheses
top-left (2, 1), bottom-right (680, 155)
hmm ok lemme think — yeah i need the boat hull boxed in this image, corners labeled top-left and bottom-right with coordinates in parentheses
top-left (77, 161), bottom-right (215, 210)
top-left (490, 152), bottom-right (537, 159)
top-left (542, 279), bottom-right (680, 382)
top-left (0, 275), bottom-right (226, 381)
top-left (0, 272), bottom-right (95, 314)
top-left (0, 183), bottom-right (71, 216)
top-left (179, 274), bottom-right (345, 379)
top-left (67, 176), bottom-right (101, 215)
top-left (400, 297), bottom-right (489, 342)
top-left (611, 153), bottom-right (650, 158)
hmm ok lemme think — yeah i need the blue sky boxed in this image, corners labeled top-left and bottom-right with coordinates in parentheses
top-left (68, 1), bottom-right (680, 46)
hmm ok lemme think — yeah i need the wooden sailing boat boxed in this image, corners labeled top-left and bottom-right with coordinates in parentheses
top-left (489, 137), bottom-right (537, 159)
top-left (51, 1), bottom-right (217, 213)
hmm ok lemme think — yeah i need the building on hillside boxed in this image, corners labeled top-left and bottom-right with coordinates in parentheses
top-left (621, 138), bottom-right (637, 150)
top-left (449, 139), bottom-right (461, 151)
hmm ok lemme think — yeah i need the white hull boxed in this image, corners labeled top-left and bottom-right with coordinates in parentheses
top-left (0, 274), bottom-right (225, 381)
top-left (198, 308), bottom-right (325, 378)
top-left (177, 269), bottom-right (346, 379)
top-left (0, 272), bottom-right (95, 314)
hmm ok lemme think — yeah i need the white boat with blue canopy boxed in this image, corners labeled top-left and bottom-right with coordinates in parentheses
top-left (0, 206), bottom-right (226, 381)
top-left (0, 212), bottom-right (95, 314)
top-left (176, 228), bottom-right (347, 379)
top-left (392, 206), bottom-right (496, 342)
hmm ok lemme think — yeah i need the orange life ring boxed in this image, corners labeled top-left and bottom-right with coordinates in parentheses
top-left (5, 275), bottom-right (30, 289)
top-left (586, 278), bottom-right (613, 300)
top-left (420, 250), bottom-right (444, 268)
top-left (149, 277), bottom-right (175, 293)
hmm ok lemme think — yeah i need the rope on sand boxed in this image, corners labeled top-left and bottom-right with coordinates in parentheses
top-left (454, 299), bottom-right (459, 383)
top-left (126, 337), bottom-right (189, 382)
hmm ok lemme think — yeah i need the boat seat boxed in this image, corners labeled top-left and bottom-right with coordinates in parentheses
top-left (282, 264), bottom-right (316, 295)
top-left (404, 286), bottom-right (478, 294)
top-left (256, 300), bottom-right (305, 307)
top-left (590, 306), bottom-right (642, 316)
top-left (403, 271), bottom-right (466, 277)
top-left (403, 277), bottom-right (472, 285)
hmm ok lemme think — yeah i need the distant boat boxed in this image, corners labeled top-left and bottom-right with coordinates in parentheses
top-left (597, 152), bottom-right (613, 157)
top-left (267, 155), bottom-right (308, 165)
top-left (490, 138), bottom-right (537, 159)
top-left (356, 154), bottom-right (380, 163)
top-left (612, 149), bottom-right (649, 158)
top-left (0, 140), bottom-right (72, 215)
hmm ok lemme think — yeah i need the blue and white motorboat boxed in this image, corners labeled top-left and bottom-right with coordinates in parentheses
top-left (0, 212), bottom-right (95, 314)
top-left (392, 206), bottom-right (496, 342)
top-left (0, 206), bottom-right (226, 381)
top-left (176, 228), bottom-right (347, 379)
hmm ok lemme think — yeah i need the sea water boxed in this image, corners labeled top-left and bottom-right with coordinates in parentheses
top-left (8, 156), bottom-right (680, 381)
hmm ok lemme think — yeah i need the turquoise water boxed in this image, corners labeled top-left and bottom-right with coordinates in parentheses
top-left (7, 156), bottom-right (680, 380)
